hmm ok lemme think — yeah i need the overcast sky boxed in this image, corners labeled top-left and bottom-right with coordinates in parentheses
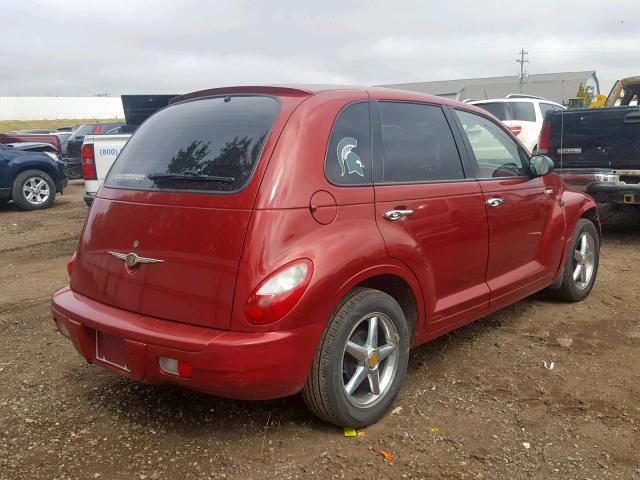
top-left (2, 0), bottom-right (638, 97)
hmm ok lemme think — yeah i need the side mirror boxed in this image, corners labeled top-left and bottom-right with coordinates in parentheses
top-left (529, 155), bottom-right (555, 177)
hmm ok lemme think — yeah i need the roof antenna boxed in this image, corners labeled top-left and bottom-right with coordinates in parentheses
top-left (483, 88), bottom-right (488, 100)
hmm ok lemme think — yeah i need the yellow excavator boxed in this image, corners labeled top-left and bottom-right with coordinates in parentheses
top-left (570, 76), bottom-right (640, 109)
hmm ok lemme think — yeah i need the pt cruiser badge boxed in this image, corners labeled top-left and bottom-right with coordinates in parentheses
top-left (108, 251), bottom-right (164, 268)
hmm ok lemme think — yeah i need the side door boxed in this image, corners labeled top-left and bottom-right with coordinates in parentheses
top-left (451, 108), bottom-right (565, 310)
top-left (372, 101), bottom-right (490, 333)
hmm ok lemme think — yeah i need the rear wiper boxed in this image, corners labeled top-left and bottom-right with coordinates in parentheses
top-left (148, 172), bottom-right (235, 183)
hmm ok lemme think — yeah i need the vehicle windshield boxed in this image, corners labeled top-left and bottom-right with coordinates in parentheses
top-left (474, 102), bottom-right (536, 122)
top-left (105, 95), bottom-right (280, 193)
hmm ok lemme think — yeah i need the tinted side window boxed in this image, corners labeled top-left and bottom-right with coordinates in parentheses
top-left (325, 102), bottom-right (372, 185)
top-left (378, 102), bottom-right (464, 183)
top-left (455, 109), bottom-right (526, 178)
top-left (475, 102), bottom-right (508, 121)
top-left (539, 103), bottom-right (554, 121)
top-left (510, 102), bottom-right (536, 122)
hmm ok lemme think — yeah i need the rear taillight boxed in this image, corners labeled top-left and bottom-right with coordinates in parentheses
top-left (508, 125), bottom-right (522, 136)
top-left (81, 144), bottom-right (97, 180)
top-left (244, 259), bottom-right (313, 325)
top-left (94, 124), bottom-right (102, 134)
top-left (67, 252), bottom-right (76, 277)
top-left (538, 121), bottom-right (551, 154)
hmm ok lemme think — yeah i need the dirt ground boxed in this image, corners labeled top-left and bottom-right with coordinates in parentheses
top-left (0, 183), bottom-right (638, 480)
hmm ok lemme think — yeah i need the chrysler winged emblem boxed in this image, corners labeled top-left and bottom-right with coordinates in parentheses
top-left (108, 251), bottom-right (164, 268)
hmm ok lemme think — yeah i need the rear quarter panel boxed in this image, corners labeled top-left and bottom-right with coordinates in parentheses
top-left (233, 90), bottom-right (426, 334)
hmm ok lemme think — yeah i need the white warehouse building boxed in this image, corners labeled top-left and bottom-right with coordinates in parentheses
top-left (0, 96), bottom-right (124, 121)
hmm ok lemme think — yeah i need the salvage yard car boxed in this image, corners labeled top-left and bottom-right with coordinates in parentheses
top-left (64, 122), bottom-right (124, 179)
top-left (52, 85), bottom-right (600, 427)
top-left (0, 143), bottom-right (67, 210)
top-left (469, 94), bottom-right (565, 154)
top-left (80, 133), bottom-right (131, 206)
top-left (539, 76), bottom-right (640, 204)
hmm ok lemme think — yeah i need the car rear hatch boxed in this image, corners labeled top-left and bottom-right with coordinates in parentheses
top-left (70, 88), bottom-right (311, 330)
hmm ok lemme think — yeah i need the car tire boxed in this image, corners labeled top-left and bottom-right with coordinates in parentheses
top-left (549, 218), bottom-right (599, 302)
top-left (302, 288), bottom-right (410, 427)
top-left (12, 170), bottom-right (56, 211)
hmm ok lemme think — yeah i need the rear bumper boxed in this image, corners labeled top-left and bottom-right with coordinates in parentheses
top-left (587, 183), bottom-right (640, 204)
top-left (51, 286), bottom-right (324, 400)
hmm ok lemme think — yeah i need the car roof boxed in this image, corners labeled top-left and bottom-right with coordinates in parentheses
top-left (170, 84), bottom-right (454, 107)
top-left (469, 98), bottom-right (563, 106)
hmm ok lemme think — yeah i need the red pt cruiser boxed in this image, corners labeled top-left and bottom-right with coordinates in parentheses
top-left (52, 86), bottom-right (600, 427)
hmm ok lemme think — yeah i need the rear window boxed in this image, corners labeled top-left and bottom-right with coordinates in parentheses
top-left (105, 95), bottom-right (280, 193)
top-left (474, 101), bottom-right (536, 122)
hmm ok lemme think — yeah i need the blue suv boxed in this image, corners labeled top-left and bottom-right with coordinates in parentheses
top-left (0, 144), bottom-right (68, 210)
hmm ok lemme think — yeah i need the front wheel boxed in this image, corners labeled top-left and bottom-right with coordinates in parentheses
top-left (549, 218), bottom-right (600, 302)
top-left (12, 169), bottom-right (56, 211)
top-left (303, 288), bottom-right (410, 427)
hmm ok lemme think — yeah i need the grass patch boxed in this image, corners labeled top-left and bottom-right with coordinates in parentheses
top-left (0, 118), bottom-right (123, 133)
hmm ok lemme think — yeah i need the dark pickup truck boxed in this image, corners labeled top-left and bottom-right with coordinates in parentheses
top-left (539, 76), bottom-right (640, 204)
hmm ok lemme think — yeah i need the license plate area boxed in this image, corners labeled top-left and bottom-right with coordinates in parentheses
top-left (95, 331), bottom-right (130, 372)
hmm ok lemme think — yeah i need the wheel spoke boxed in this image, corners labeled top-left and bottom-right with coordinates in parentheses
top-left (35, 179), bottom-right (44, 189)
top-left (366, 316), bottom-right (378, 348)
top-left (580, 265), bottom-right (587, 284)
top-left (580, 234), bottom-right (587, 254)
top-left (345, 366), bottom-right (366, 395)
top-left (573, 249), bottom-right (582, 262)
top-left (573, 264), bottom-right (583, 281)
top-left (377, 342), bottom-right (396, 361)
top-left (368, 369), bottom-right (381, 395)
top-left (345, 340), bottom-right (367, 361)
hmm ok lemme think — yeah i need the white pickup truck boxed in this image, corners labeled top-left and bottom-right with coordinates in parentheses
top-left (81, 134), bottom-right (131, 206)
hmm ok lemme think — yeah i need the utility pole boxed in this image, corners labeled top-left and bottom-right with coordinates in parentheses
top-left (516, 48), bottom-right (529, 93)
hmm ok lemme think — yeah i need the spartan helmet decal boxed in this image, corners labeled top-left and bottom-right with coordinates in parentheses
top-left (337, 137), bottom-right (365, 177)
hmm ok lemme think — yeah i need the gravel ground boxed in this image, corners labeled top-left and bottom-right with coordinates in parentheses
top-left (0, 184), bottom-right (639, 480)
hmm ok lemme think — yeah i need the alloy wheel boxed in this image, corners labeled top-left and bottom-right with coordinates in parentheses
top-left (573, 231), bottom-right (595, 290)
top-left (22, 176), bottom-right (50, 205)
top-left (341, 312), bottom-right (399, 408)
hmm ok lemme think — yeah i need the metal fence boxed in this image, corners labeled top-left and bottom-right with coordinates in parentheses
top-left (0, 96), bottom-right (124, 120)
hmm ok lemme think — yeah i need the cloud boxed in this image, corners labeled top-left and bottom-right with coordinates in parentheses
top-left (0, 0), bottom-right (638, 96)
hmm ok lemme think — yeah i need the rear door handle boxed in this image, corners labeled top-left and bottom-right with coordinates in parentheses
top-left (486, 198), bottom-right (504, 208)
top-left (624, 112), bottom-right (640, 123)
top-left (384, 209), bottom-right (414, 221)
